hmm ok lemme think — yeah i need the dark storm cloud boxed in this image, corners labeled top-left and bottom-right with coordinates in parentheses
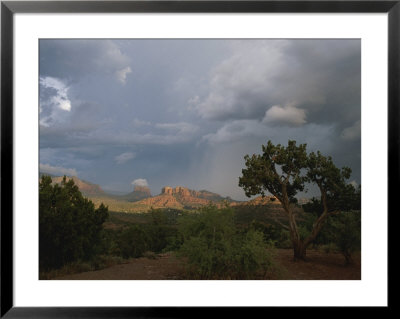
top-left (193, 40), bottom-right (360, 131)
top-left (39, 39), bottom-right (361, 199)
top-left (40, 39), bottom-right (131, 82)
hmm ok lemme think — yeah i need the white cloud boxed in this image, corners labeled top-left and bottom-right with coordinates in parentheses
top-left (262, 104), bottom-right (306, 126)
top-left (131, 178), bottom-right (148, 187)
top-left (40, 76), bottom-right (71, 111)
top-left (115, 66), bottom-right (132, 84)
top-left (40, 76), bottom-right (72, 127)
top-left (341, 120), bottom-right (361, 140)
top-left (114, 152), bottom-right (136, 164)
top-left (39, 163), bottom-right (77, 177)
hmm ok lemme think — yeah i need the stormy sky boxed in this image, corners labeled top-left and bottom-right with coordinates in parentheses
top-left (39, 39), bottom-right (361, 200)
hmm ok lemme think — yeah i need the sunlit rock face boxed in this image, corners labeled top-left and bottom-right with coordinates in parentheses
top-left (161, 186), bottom-right (192, 197)
top-left (161, 186), bottom-right (173, 195)
top-left (174, 186), bottom-right (191, 197)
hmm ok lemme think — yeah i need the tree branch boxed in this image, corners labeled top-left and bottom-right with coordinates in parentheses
top-left (273, 217), bottom-right (290, 230)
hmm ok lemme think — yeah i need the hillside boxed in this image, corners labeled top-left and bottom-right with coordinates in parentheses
top-left (231, 195), bottom-right (281, 206)
top-left (115, 185), bottom-right (152, 202)
top-left (41, 174), bottom-right (106, 197)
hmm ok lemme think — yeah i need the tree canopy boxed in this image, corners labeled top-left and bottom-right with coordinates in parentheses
top-left (239, 140), bottom-right (308, 206)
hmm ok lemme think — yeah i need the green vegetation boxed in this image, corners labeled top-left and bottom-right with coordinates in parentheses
top-left (299, 209), bottom-right (361, 265)
top-left (239, 140), bottom-right (361, 260)
top-left (39, 141), bottom-right (361, 279)
top-left (39, 179), bottom-right (281, 279)
top-left (112, 223), bottom-right (178, 259)
top-left (176, 205), bottom-right (277, 279)
top-left (301, 185), bottom-right (361, 264)
top-left (329, 211), bottom-right (361, 265)
top-left (39, 175), bottom-right (109, 271)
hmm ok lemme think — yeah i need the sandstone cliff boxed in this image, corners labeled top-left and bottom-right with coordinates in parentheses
top-left (140, 186), bottom-right (212, 208)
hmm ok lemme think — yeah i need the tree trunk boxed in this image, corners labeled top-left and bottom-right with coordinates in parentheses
top-left (293, 240), bottom-right (307, 261)
top-left (343, 250), bottom-right (353, 266)
top-left (281, 199), bottom-right (307, 261)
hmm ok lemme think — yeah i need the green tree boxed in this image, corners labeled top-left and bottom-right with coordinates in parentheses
top-left (239, 140), bottom-right (355, 260)
top-left (39, 175), bottom-right (109, 270)
top-left (301, 151), bottom-right (354, 251)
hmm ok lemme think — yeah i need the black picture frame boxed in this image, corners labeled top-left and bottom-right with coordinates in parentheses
top-left (1, 1), bottom-right (396, 317)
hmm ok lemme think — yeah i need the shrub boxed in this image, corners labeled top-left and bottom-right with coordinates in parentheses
top-left (248, 220), bottom-right (282, 243)
top-left (39, 176), bottom-right (109, 271)
top-left (320, 242), bottom-right (338, 254)
top-left (230, 229), bottom-right (276, 279)
top-left (177, 205), bottom-right (276, 279)
top-left (114, 223), bottom-right (178, 259)
top-left (275, 229), bottom-right (292, 249)
top-left (144, 224), bottom-right (178, 253)
top-left (116, 225), bottom-right (150, 259)
top-left (329, 211), bottom-right (361, 265)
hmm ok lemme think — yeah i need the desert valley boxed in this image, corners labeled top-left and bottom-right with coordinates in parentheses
top-left (42, 174), bottom-right (282, 213)
top-left (39, 171), bottom-right (360, 281)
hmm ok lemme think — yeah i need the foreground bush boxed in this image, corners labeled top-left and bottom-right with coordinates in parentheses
top-left (177, 206), bottom-right (276, 279)
top-left (116, 225), bottom-right (150, 259)
top-left (39, 175), bottom-right (109, 271)
top-left (113, 223), bottom-right (178, 259)
top-left (329, 211), bottom-right (361, 265)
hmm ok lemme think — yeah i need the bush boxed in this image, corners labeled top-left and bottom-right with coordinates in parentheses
top-left (247, 220), bottom-right (282, 243)
top-left (177, 205), bottom-right (276, 279)
top-left (114, 223), bottom-right (178, 259)
top-left (304, 210), bottom-right (360, 263)
top-left (231, 229), bottom-right (276, 279)
top-left (275, 229), bottom-right (292, 249)
top-left (145, 224), bottom-right (178, 253)
top-left (320, 242), bottom-right (338, 254)
top-left (116, 225), bottom-right (150, 259)
top-left (39, 176), bottom-right (109, 271)
top-left (329, 211), bottom-right (361, 265)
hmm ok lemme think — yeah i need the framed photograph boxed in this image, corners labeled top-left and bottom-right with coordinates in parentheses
top-left (1, 0), bottom-right (396, 316)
